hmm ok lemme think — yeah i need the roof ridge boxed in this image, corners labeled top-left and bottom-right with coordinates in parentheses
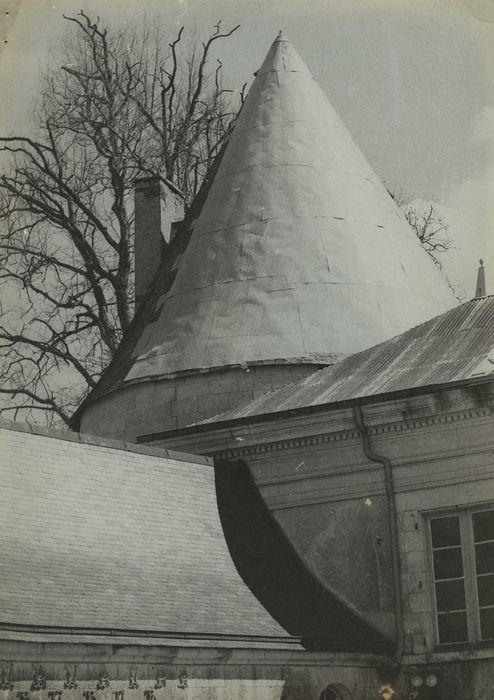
top-left (0, 418), bottom-right (212, 465)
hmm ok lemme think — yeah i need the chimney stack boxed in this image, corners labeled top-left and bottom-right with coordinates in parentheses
top-left (134, 176), bottom-right (184, 308)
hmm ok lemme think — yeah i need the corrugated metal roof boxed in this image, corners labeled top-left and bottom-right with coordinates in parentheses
top-left (198, 296), bottom-right (494, 423)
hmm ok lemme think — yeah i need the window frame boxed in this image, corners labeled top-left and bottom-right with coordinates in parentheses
top-left (425, 503), bottom-right (494, 648)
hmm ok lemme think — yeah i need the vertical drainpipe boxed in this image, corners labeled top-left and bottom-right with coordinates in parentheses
top-left (353, 403), bottom-right (404, 670)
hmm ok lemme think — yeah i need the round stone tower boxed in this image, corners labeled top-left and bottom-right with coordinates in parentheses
top-left (76, 32), bottom-right (456, 442)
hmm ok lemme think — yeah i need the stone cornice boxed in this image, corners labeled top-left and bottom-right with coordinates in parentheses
top-left (212, 427), bottom-right (361, 459)
top-left (209, 404), bottom-right (494, 460)
top-left (403, 645), bottom-right (494, 665)
top-left (0, 635), bottom-right (385, 668)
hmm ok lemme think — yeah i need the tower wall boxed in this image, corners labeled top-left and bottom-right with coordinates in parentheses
top-left (79, 364), bottom-right (320, 442)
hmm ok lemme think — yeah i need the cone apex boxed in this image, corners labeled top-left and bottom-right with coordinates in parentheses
top-left (275, 30), bottom-right (289, 41)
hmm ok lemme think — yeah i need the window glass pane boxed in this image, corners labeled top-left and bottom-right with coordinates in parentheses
top-left (477, 574), bottom-right (494, 607)
top-left (480, 608), bottom-right (494, 640)
top-left (431, 516), bottom-right (461, 547)
top-left (437, 611), bottom-right (468, 643)
top-left (475, 542), bottom-right (494, 575)
top-left (433, 547), bottom-right (464, 579)
top-left (435, 579), bottom-right (466, 611)
top-left (473, 510), bottom-right (494, 543)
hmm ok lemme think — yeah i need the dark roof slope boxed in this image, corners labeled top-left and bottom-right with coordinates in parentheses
top-left (215, 458), bottom-right (393, 653)
top-left (196, 296), bottom-right (494, 424)
top-left (0, 420), bottom-right (392, 652)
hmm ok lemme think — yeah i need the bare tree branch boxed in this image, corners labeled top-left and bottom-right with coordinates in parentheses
top-left (387, 189), bottom-right (454, 269)
top-left (0, 13), bottom-right (241, 426)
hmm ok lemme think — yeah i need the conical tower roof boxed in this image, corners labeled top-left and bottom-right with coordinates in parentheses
top-left (126, 33), bottom-right (456, 381)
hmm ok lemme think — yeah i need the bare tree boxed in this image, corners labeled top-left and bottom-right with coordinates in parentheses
top-left (0, 12), bottom-right (241, 425)
top-left (388, 190), bottom-right (453, 268)
top-left (401, 202), bottom-right (453, 268)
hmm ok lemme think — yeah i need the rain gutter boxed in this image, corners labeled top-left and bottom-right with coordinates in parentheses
top-left (353, 404), bottom-right (404, 671)
top-left (0, 622), bottom-right (301, 645)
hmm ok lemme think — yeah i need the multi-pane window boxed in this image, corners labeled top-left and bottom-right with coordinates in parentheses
top-left (429, 507), bottom-right (494, 645)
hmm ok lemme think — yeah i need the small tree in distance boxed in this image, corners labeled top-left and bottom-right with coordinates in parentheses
top-left (388, 190), bottom-right (453, 269)
top-left (0, 12), bottom-right (242, 425)
top-left (402, 201), bottom-right (453, 269)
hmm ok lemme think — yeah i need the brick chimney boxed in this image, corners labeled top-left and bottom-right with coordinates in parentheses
top-left (134, 175), bottom-right (184, 307)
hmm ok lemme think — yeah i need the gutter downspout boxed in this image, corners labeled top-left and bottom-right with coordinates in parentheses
top-left (353, 404), bottom-right (404, 670)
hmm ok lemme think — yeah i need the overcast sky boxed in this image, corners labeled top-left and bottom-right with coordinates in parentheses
top-left (1, 0), bottom-right (493, 298)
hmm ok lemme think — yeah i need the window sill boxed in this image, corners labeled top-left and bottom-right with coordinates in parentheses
top-left (403, 642), bottom-right (494, 666)
top-left (434, 639), bottom-right (494, 653)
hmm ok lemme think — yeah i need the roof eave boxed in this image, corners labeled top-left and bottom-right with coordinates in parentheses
top-left (136, 373), bottom-right (494, 444)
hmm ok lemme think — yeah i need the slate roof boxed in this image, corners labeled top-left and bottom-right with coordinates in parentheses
top-left (0, 421), bottom-right (285, 640)
top-left (0, 421), bottom-right (392, 652)
top-left (193, 296), bottom-right (494, 425)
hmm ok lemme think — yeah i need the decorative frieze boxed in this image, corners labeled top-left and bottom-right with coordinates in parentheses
top-left (177, 671), bottom-right (188, 690)
top-left (213, 429), bottom-right (361, 459)
top-left (0, 662), bottom-right (14, 691)
top-left (153, 669), bottom-right (166, 690)
top-left (0, 659), bottom-right (193, 697)
top-left (211, 405), bottom-right (494, 459)
top-left (31, 666), bottom-right (46, 691)
top-left (95, 668), bottom-right (110, 691)
top-left (127, 668), bottom-right (138, 690)
top-left (63, 666), bottom-right (78, 690)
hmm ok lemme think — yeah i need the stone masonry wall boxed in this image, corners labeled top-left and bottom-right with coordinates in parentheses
top-left (149, 386), bottom-right (494, 699)
top-left (2, 637), bottom-right (493, 700)
top-left (80, 364), bottom-right (320, 442)
top-left (0, 639), bottom-right (383, 700)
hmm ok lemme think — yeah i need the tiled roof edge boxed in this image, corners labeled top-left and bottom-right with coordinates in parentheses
top-left (0, 418), bottom-right (213, 466)
top-left (0, 621), bottom-right (297, 645)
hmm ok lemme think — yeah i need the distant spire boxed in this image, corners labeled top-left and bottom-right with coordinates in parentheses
top-left (475, 259), bottom-right (486, 297)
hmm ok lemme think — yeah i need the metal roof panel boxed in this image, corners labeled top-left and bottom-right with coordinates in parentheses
top-left (198, 296), bottom-right (494, 422)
